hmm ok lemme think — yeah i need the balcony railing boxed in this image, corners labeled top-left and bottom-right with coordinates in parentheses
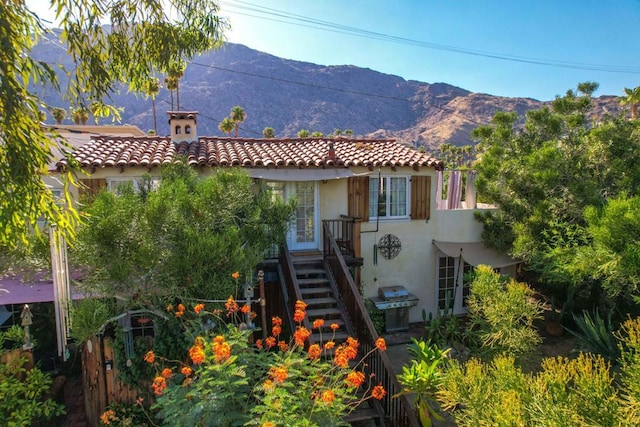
top-left (322, 222), bottom-right (420, 427)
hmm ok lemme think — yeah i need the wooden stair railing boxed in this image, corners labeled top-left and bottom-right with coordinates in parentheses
top-left (322, 222), bottom-right (420, 427)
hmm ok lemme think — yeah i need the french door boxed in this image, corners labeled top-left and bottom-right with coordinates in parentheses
top-left (268, 181), bottom-right (319, 251)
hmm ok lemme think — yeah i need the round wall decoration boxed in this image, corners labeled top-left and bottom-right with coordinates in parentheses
top-left (377, 234), bottom-right (402, 259)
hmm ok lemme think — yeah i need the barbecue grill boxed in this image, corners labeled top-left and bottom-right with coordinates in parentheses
top-left (370, 285), bottom-right (418, 332)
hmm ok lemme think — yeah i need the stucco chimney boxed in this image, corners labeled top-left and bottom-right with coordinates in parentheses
top-left (167, 111), bottom-right (198, 143)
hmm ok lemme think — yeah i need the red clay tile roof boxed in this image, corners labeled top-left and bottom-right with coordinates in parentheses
top-left (57, 137), bottom-right (443, 171)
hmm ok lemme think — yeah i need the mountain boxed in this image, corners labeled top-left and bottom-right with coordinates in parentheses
top-left (32, 39), bottom-right (624, 149)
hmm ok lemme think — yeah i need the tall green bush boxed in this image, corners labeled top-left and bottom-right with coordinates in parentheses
top-left (465, 265), bottom-right (543, 363)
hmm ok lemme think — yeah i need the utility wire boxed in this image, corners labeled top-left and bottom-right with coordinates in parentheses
top-left (220, 0), bottom-right (640, 74)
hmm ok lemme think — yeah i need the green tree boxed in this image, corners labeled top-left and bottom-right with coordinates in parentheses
top-left (73, 162), bottom-right (295, 301)
top-left (144, 78), bottom-right (161, 134)
top-left (167, 61), bottom-right (186, 111)
top-left (621, 86), bottom-right (640, 119)
top-left (262, 127), bottom-right (275, 138)
top-left (297, 129), bottom-right (310, 138)
top-left (230, 105), bottom-right (246, 137)
top-left (218, 117), bottom-right (234, 136)
top-left (164, 75), bottom-right (178, 111)
top-left (70, 106), bottom-right (89, 125)
top-left (472, 83), bottom-right (640, 305)
top-left (51, 108), bottom-right (66, 124)
top-left (311, 131), bottom-right (324, 137)
top-left (0, 0), bottom-right (228, 251)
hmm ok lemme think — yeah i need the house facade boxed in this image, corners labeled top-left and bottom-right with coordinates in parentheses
top-left (57, 111), bottom-right (516, 324)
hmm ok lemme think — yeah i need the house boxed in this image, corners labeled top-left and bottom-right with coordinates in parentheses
top-left (55, 111), bottom-right (518, 426)
top-left (56, 111), bottom-right (516, 325)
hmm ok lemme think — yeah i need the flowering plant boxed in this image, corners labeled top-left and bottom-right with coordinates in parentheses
top-left (131, 290), bottom-right (387, 426)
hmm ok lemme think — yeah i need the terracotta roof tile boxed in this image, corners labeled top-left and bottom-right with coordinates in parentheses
top-left (58, 137), bottom-right (443, 171)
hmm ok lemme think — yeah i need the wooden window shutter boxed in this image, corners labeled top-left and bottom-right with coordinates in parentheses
top-left (347, 176), bottom-right (370, 222)
top-left (411, 175), bottom-right (431, 220)
top-left (78, 178), bottom-right (107, 201)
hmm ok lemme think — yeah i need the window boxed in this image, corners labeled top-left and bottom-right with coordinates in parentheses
top-left (175, 125), bottom-right (182, 134)
top-left (185, 125), bottom-right (192, 134)
top-left (107, 177), bottom-right (160, 195)
top-left (437, 256), bottom-right (473, 313)
top-left (369, 176), bottom-right (409, 219)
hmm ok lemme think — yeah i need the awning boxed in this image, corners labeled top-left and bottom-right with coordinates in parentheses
top-left (248, 168), bottom-right (367, 182)
top-left (0, 278), bottom-right (88, 306)
top-left (432, 240), bottom-right (519, 268)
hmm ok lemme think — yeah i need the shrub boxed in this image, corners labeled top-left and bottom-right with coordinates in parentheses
top-left (123, 297), bottom-right (388, 426)
top-left (465, 265), bottom-right (543, 363)
top-left (567, 309), bottom-right (619, 362)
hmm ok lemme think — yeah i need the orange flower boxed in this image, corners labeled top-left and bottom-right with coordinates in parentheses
top-left (313, 318), bottom-right (325, 329)
top-left (255, 339), bottom-right (263, 349)
top-left (330, 323), bottom-right (340, 331)
top-left (225, 296), bottom-right (239, 316)
top-left (250, 311), bottom-right (257, 320)
top-left (269, 366), bottom-right (288, 383)
top-left (371, 384), bottom-right (386, 400)
top-left (212, 337), bottom-right (231, 363)
top-left (375, 337), bottom-right (387, 351)
top-left (347, 336), bottom-right (359, 349)
top-left (166, 304), bottom-right (173, 312)
top-left (278, 340), bottom-right (289, 352)
top-left (293, 326), bottom-right (310, 346)
top-left (161, 368), bottom-right (173, 379)
top-left (272, 316), bottom-right (283, 326)
top-left (231, 271), bottom-right (240, 280)
top-left (177, 303), bottom-right (186, 313)
top-left (293, 309), bottom-right (306, 323)
top-left (189, 345), bottom-right (206, 365)
top-left (345, 371), bottom-right (365, 388)
top-left (152, 376), bottom-right (167, 396)
top-left (320, 389), bottom-right (336, 404)
top-left (262, 379), bottom-right (276, 393)
top-left (181, 366), bottom-right (193, 377)
top-left (241, 304), bottom-right (251, 314)
top-left (194, 303), bottom-right (205, 315)
top-left (295, 300), bottom-right (308, 311)
top-left (334, 346), bottom-right (350, 368)
top-left (100, 409), bottom-right (116, 424)
top-left (324, 341), bottom-right (336, 350)
top-left (143, 350), bottom-right (155, 364)
top-left (308, 344), bottom-right (322, 361)
top-left (265, 336), bottom-right (276, 348)
top-left (271, 325), bottom-right (282, 336)
top-left (262, 422), bottom-right (276, 427)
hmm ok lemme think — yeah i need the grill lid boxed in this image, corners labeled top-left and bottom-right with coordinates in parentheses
top-left (378, 285), bottom-right (409, 300)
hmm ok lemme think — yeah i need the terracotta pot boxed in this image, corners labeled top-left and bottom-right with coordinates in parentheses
top-left (545, 320), bottom-right (564, 337)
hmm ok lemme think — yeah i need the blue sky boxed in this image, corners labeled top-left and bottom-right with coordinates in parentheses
top-left (28, 0), bottom-right (640, 100)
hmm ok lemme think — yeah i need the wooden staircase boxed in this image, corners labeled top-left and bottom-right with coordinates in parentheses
top-left (291, 253), bottom-right (351, 343)
top-left (289, 253), bottom-right (385, 426)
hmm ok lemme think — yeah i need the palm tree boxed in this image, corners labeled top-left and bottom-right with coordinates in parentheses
top-left (230, 106), bottom-right (246, 137)
top-left (334, 128), bottom-right (343, 136)
top-left (219, 117), bottom-right (234, 136)
top-left (167, 61), bottom-right (185, 110)
top-left (297, 129), bottom-right (310, 138)
top-left (144, 78), bottom-right (161, 134)
top-left (621, 86), bottom-right (640, 119)
top-left (71, 106), bottom-right (89, 125)
top-left (262, 127), bottom-right (275, 138)
top-left (52, 108), bottom-right (66, 124)
top-left (344, 129), bottom-right (353, 137)
top-left (164, 76), bottom-right (177, 111)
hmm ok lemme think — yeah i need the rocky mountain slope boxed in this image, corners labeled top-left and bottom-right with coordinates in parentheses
top-left (33, 38), bottom-right (625, 149)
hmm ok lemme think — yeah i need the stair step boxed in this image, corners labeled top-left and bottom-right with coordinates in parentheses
top-left (297, 278), bottom-right (329, 286)
top-left (305, 297), bottom-right (337, 306)
top-left (300, 286), bottom-right (332, 295)
top-left (343, 406), bottom-right (382, 423)
top-left (296, 268), bottom-right (326, 277)
top-left (307, 307), bottom-right (342, 318)
top-left (311, 331), bottom-right (349, 342)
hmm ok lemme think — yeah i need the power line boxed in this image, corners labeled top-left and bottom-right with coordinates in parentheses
top-left (220, 0), bottom-right (640, 74)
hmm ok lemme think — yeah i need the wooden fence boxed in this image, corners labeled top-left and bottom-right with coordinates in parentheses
top-left (81, 335), bottom-right (143, 426)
